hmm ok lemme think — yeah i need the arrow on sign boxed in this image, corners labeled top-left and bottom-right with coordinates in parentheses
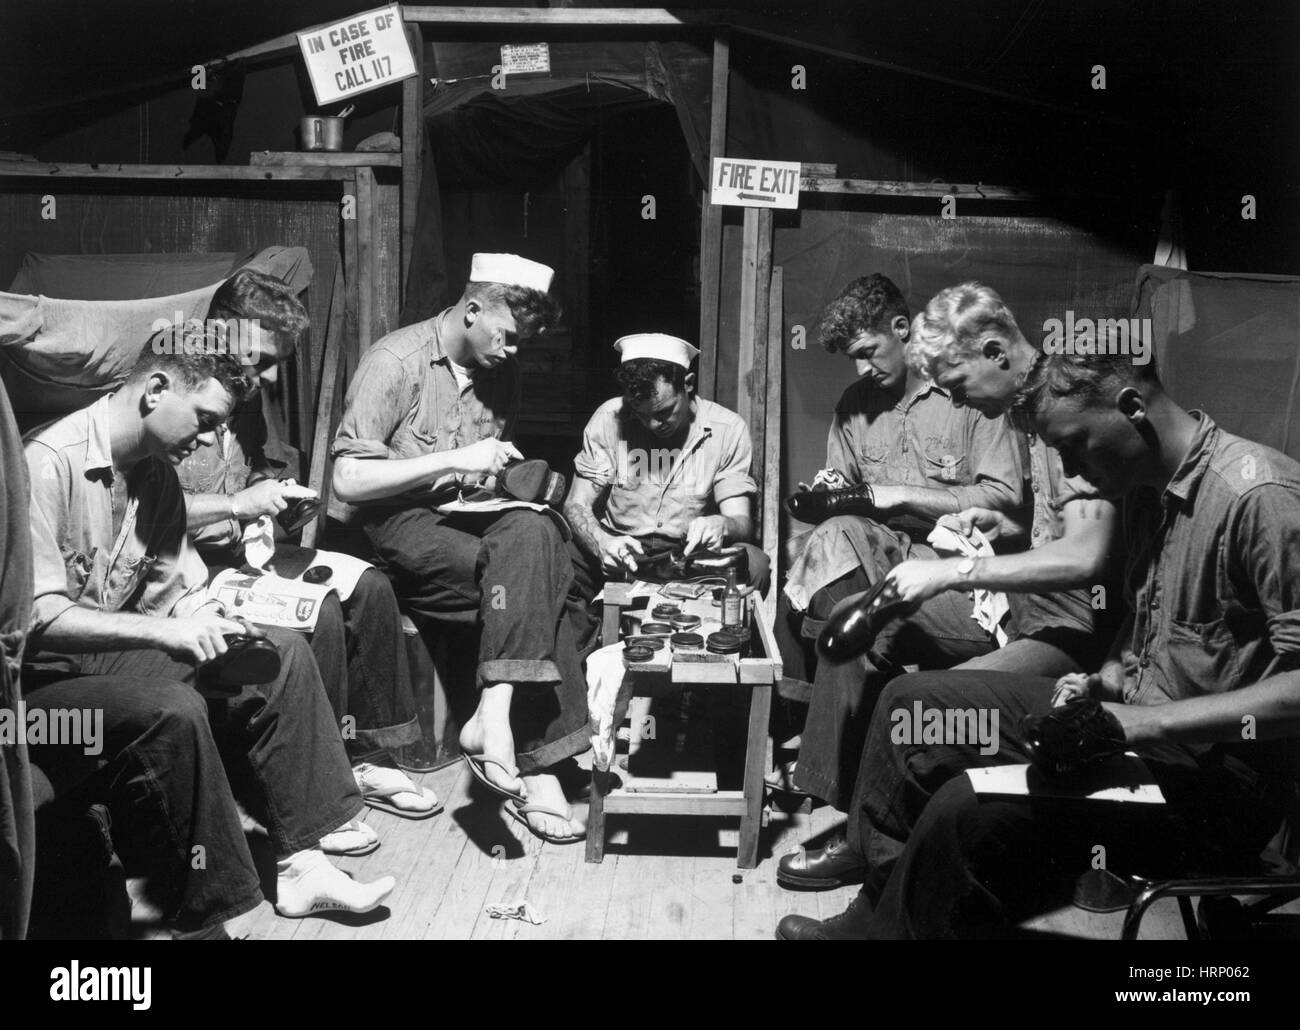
top-left (737, 192), bottom-right (777, 203)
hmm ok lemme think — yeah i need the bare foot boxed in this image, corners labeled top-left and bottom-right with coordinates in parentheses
top-left (516, 772), bottom-right (585, 839)
top-left (458, 683), bottom-right (524, 799)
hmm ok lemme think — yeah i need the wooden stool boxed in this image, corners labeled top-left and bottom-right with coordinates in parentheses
top-left (586, 581), bottom-right (778, 869)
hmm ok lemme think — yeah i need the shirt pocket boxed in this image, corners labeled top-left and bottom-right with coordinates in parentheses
top-left (923, 444), bottom-right (967, 485)
top-left (856, 444), bottom-right (889, 478)
top-left (1165, 617), bottom-right (1251, 695)
top-left (60, 546), bottom-right (95, 602)
top-left (104, 554), bottom-right (159, 610)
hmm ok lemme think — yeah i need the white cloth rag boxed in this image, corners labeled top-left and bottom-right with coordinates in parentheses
top-left (926, 524), bottom-right (1010, 646)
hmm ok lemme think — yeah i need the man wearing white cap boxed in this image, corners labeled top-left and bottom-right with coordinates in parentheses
top-left (564, 332), bottom-right (767, 598)
top-left (332, 254), bottom-right (591, 843)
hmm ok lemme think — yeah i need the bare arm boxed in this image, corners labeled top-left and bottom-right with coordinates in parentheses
top-left (563, 475), bottom-right (614, 561)
top-left (881, 496), bottom-right (1116, 605)
top-left (34, 606), bottom-right (245, 663)
top-left (1111, 669), bottom-right (1300, 746)
top-left (332, 438), bottom-right (522, 504)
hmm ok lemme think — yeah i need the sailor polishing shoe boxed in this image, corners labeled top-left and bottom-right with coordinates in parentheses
top-left (1020, 697), bottom-right (1127, 779)
top-left (785, 482), bottom-right (877, 525)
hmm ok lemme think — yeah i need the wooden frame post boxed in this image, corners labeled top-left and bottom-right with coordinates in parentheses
top-left (401, 20), bottom-right (424, 304)
top-left (697, 31), bottom-right (729, 400)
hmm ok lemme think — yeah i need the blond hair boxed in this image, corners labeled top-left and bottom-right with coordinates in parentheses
top-left (907, 282), bottom-right (1027, 377)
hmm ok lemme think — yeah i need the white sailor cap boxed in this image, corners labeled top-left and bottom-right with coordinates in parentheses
top-left (468, 253), bottom-right (554, 293)
top-left (614, 333), bottom-right (701, 369)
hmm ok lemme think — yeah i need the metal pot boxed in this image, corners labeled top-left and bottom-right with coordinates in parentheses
top-left (300, 116), bottom-right (344, 152)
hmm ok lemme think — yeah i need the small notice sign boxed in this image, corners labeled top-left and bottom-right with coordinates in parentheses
top-left (710, 157), bottom-right (802, 209)
top-left (298, 5), bottom-right (416, 106)
top-left (501, 43), bottom-right (551, 75)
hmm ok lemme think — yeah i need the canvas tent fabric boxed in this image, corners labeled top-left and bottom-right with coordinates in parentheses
top-left (0, 246), bottom-right (312, 423)
top-left (1135, 264), bottom-right (1300, 462)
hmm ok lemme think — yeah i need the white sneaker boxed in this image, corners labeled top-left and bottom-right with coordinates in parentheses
top-left (274, 848), bottom-right (395, 918)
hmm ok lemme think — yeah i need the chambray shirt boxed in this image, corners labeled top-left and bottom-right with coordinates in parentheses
top-left (1006, 434), bottom-right (1108, 640)
top-left (1120, 413), bottom-right (1300, 707)
top-left (24, 395), bottom-right (209, 639)
top-left (574, 396), bottom-right (757, 539)
top-left (824, 378), bottom-right (1022, 525)
top-left (330, 312), bottom-right (521, 520)
top-left (176, 392), bottom-right (272, 552)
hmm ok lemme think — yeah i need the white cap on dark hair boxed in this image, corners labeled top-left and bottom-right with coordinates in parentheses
top-left (614, 333), bottom-right (700, 369)
top-left (469, 253), bottom-right (554, 293)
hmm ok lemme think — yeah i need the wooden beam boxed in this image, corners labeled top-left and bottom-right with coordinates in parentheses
top-left (249, 151), bottom-right (401, 168)
top-left (356, 167), bottom-right (376, 358)
top-left (800, 175), bottom-right (1036, 202)
top-left (402, 7), bottom-right (724, 26)
top-left (0, 161), bottom-right (356, 182)
top-left (697, 31), bottom-right (729, 401)
top-left (401, 22), bottom-right (425, 304)
top-left (760, 265), bottom-right (784, 632)
top-left (302, 261), bottom-right (347, 549)
top-left (735, 207), bottom-right (759, 427)
top-left (749, 206), bottom-right (773, 521)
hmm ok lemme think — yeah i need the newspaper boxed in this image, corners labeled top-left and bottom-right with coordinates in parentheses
top-left (207, 568), bottom-right (331, 633)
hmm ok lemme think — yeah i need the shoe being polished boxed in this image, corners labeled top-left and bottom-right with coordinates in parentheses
top-left (495, 459), bottom-right (566, 507)
top-left (1020, 697), bottom-right (1127, 779)
top-left (777, 835), bottom-right (868, 890)
top-left (784, 482), bottom-right (877, 525)
top-left (776, 890), bottom-right (875, 940)
top-left (817, 577), bottom-right (918, 663)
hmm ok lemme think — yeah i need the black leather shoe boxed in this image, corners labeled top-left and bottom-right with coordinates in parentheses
top-left (817, 578), bottom-right (918, 663)
top-left (495, 459), bottom-right (566, 507)
top-left (277, 496), bottom-right (322, 534)
top-left (199, 635), bottom-right (281, 697)
top-left (777, 835), bottom-right (868, 890)
top-left (776, 890), bottom-right (875, 939)
top-left (1020, 697), bottom-right (1127, 779)
top-left (785, 483), bottom-right (876, 525)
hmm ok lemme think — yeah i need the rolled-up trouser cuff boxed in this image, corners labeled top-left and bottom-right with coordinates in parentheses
top-left (516, 721), bottom-right (590, 776)
top-left (348, 714), bottom-right (423, 757)
top-left (478, 658), bottom-right (561, 688)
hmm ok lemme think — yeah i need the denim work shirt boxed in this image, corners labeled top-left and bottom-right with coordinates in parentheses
top-left (573, 396), bottom-right (757, 540)
top-left (1120, 413), bottom-right (1300, 706)
top-left (330, 312), bottom-right (521, 521)
top-left (824, 377), bottom-right (1022, 527)
top-left (24, 395), bottom-right (209, 639)
top-left (176, 391), bottom-right (274, 553)
top-left (1006, 433), bottom-right (1108, 641)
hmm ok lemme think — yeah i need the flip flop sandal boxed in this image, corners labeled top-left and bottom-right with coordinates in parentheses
top-left (319, 820), bottom-right (381, 857)
top-left (355, 763), bottom-right (444, 819)
top-left (462, 753), bottom-right (527, 804)
top-left (505, 800), bottom-right (586, 845)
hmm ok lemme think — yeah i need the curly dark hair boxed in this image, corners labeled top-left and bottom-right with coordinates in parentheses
top-left (816, 273), bottom-right (910, 354)
top-left (131, 323), bottom-right (251, 404)
top-left (1013, 350), bottom-right (1158, 419)
top-left (465, 281), bottom-right (561, 340)
top-left (616, 358), bottom-right (688, 402)
top-left (208, 269), bottom-right (309, 340)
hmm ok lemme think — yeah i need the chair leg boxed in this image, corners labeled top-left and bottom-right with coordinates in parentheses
top-left (586, 767), bottom-right (610, 864)
top-left (1177, 895), bottom-right (1199, 939)
top-left (737, 682), bottom-right (771, 870)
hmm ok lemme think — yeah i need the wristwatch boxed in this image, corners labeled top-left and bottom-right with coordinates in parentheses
top-left (955, 557), bottom-right (977, 580)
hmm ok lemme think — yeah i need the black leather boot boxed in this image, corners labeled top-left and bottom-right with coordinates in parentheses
top-left (785, 483), bottom-right (877, 525)
top-left (777, 834), bottom-right (868, 890)
top-left (776, 890), bottom-right (875, 939)
top-left (817, 578), bottom-right (918, 662)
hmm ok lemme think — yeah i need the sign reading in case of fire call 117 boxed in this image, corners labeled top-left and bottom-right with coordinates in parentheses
top-left (298, 4), bottom-right (416, 106)
top-left (710, 158), bottom-right (802, 209)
